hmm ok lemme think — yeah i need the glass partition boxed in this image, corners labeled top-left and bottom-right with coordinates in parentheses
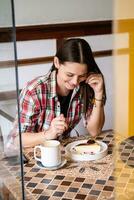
top-left (0, 0), bottom-right (25, 199)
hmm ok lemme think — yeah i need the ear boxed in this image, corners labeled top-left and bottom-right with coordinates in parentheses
top-left (54, 56), bottom-right (61, 69)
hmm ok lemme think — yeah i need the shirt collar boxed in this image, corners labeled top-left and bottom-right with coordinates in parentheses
top-left (47, 70), bottom-right (57, 98)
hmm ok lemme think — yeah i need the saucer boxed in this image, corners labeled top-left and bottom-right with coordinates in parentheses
top-left (36, 158), bottom-right (67, 170)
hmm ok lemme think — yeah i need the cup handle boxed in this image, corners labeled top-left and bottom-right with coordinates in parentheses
top-left (34, 145), bottom-right (42, 162)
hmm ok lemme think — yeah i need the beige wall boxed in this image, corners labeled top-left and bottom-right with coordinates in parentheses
top-left (114, 54), bottom-right (129, 136)
top-left (114, 0), bottom-right (134, 19)
top-left (114, 0), bottom-right (134, 136)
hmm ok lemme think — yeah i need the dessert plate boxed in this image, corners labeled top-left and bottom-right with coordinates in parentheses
top-left (65, 140), bottom-right (108, 161)
top-left (36, 157), bottom-right (67, 170)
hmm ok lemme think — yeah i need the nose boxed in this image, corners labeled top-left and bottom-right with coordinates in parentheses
top-left (71, 76), bottom-right (79, 86)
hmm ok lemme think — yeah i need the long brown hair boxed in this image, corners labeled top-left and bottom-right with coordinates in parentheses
top-left (51, 38), bottom-right (106, 111)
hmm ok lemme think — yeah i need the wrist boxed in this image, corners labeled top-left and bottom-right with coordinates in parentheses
top-left (95, 91), bottom-right (105, 101)
top-left (43, 128), bottom-right (57, 140)
top-left (93, 96), bottom-right (105, 107)
top-left (43, 129), bottom-right (50, 140)
top-left (95, 93), bottom-right (103, 99)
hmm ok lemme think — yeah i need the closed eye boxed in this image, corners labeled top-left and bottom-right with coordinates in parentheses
top-left (66, 73), bottom-right (74, 77)
top-left (66, 73), bottom-right (87, 78)
top-left (79, 74), bottom-right (87, 79)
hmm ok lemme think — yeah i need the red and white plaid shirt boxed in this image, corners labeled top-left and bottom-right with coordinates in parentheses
top-left (5, 70), bottom-right (94, 155)
top-left (11, 70), bottom-right (93, 137)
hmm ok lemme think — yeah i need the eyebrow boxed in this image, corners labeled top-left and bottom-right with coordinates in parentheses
top-left (66, 72), bottom-right (88, 76)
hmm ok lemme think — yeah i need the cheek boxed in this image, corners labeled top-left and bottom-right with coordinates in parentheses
top-left (63, 75), bottom-right (71, 82)
top-left (59, 73), bottom-right (68, 81)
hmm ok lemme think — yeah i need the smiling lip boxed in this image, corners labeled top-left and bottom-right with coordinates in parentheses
top-left (67, 82), bottom-right (77, 89)
top-left (68, 85), bottom-right (75, 90)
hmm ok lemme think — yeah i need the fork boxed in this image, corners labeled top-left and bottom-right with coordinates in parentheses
top-left (89, 166), bottom-right (100, 171)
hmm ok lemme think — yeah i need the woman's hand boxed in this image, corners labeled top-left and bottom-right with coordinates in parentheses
top-left (44, 114), bottom-right (68, 140)
top-left (86, 73), bottom-right (104, 98)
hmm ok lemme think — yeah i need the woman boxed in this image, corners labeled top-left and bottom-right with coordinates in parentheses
top-left (10, 38), bottom-right (106, 148)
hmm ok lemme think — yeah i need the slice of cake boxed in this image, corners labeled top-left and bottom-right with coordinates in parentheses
top-left (73, 139), bottom-right (101, 154)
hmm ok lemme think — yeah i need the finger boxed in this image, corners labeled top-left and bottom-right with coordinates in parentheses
top-left (57, 131), bottom-right (65, 137)
top-left (55, 127), bottom-right (65, 136)
top-left (52, 117), bottom-right (64, 124)
top-left (56, 114), bottom-right (66, 121)
top-left (56, 117), bottom-right (68, 127)
top-left (59, 114), bottom-right (66, 121)
top-left (57, 133), bottom-right (62, 137)
top-left (60, 113), bottom-right (64, 118)
top-left (86, 73), bottom-right (102, 80)
top-left (54, 120), bottom-right (67, 126)
top-left (54, 123), bottom-right (68, 132)
top-left (86, 76), bottom-right (102, 85)
top-left (86, 80), bottom-right (99, 86)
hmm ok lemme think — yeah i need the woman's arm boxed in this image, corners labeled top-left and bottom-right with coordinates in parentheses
top-left (86, 94), bottom-right (105, 137)
top-left (15, 114), bottom-right (68, 148)
top-left (14, 131), bottom-right (45, 148)
top-left (85, 73), bottom-right (105, 137)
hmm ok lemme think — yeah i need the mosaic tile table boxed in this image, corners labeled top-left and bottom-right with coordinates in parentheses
top-left (1, 131), bottom-right (134, 200)
top-left (114, 135), bottom-right (134, 200)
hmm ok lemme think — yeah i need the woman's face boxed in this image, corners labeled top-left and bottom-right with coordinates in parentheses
top-left (54, 58), bottom-right (88, 94)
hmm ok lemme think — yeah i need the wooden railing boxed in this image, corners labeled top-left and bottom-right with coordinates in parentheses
top-left (1, 19), bottom-right (133, 69)
top-left (0, 20), bottom-right (113, 69)
top-left (0, 21), bottom-right (112, 42)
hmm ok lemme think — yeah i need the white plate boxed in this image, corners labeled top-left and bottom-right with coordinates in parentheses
top-left (36, 157), bottom-right (67, 170)
top-left (65, 140), bottom-right (108, 161)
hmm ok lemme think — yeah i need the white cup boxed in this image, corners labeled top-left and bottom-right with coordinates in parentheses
top-left (34, 140), bottom-right (61, 167)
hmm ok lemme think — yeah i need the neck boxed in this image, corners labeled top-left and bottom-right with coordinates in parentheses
top-left (57, 85), bottom-right (70, 96)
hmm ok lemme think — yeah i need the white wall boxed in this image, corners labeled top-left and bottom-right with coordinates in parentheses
top-left (14, 0), bottom-right (113, 26)
top-left (0, 0), bottom-right (12, 27)
top-left (0, 0), bottom-right (113, 27)
top-left (114, 54), bottom-right (129, 136)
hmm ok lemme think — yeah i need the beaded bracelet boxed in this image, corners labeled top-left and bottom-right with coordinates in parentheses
top-left (94, 97), bottom-right (104, 101)
top-left (93, 97), bottom-right (104, 107)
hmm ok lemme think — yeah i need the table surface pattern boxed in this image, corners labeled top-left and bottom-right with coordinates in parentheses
top-left (0, 130), bottom-right (134, 200)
